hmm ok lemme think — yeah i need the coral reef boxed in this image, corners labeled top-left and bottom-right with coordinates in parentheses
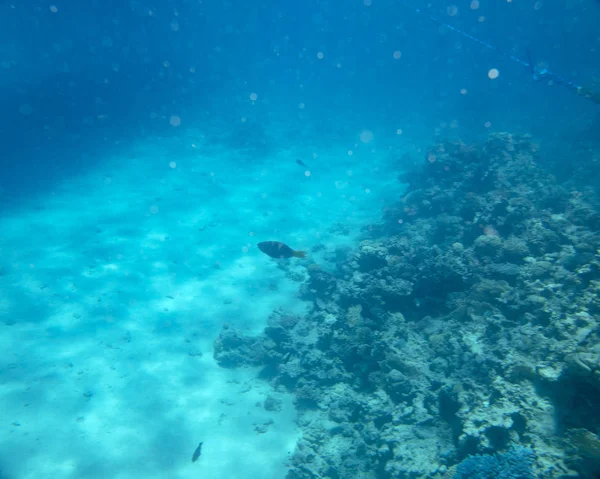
top-left (449, 447), bottom-right (536, 479)
top-left (214, 133), bottom-right (600, 478)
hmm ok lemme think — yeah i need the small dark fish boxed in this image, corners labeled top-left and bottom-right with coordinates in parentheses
top-left (192, 442), bottom-right (203, 462)
top-left (258, 241), bottom-right (306, 259)
top-left (296, 159), bottom-right (308, 168)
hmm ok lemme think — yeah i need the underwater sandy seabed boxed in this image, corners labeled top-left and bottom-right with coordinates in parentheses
top-left (0, 124), bottom-right (402, 479)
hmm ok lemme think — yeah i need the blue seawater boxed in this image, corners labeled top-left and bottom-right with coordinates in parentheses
top-left (0, 1), bottom-right (598, 479)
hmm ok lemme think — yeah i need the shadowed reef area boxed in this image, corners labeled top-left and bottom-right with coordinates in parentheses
top-left (214, 132), bottom-right (600, 479)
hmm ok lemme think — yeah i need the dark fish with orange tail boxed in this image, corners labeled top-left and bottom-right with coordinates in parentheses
top-left (258, 241), bottom-right (306, 259)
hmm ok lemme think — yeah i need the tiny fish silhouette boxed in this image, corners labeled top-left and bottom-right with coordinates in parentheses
top-left (192, 442), bottom-right (203, 462)
top-left (258, 241), bottom-right (306, 259)
top-left (296, 159), bottom-right (308, 167)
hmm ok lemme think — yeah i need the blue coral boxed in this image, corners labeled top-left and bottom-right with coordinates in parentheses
top-left (454, 447), bottom-right (536, 479)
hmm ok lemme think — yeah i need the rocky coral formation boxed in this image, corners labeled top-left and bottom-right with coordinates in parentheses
top-left (214, 133), bottom-right (600, 479)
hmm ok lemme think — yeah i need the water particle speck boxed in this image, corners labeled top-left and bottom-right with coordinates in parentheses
top-left (360, 130), bottom-right (374, 143)
top-left (396, 129), bottom-right (403, 135)
top-left (398, 219), bottom-right (403, 224)
top-left (484, 121), bottom-right (492, 128)
top-left (316, 51), bottom-right (324, 60)
top-left (447, 5), bottom-right (458, 16)
top-left (304, 170), bottom-right (311, 177)
top-left (348, 150), bottom-right (353, 156)
top-left (393, 51), bottom-right (402, 60)
top-left (169, 162), bottom-right (177, 169)
top-left (49, 5), bottom-right (58, 12)
top-left (19, 104), bottom-right (32, 116)
top-left (460, 88), bottom-right (468, 95)
top-left (150, 205), bottom-right (159, 214)
top-left (170, 115), bottom-right (181, 126)
top-left (470, 0), bottom-right (479, 9)
top-left (488, 68), bottom-right (499, 79)
top-left (249, 92), bottom-right (258, 101)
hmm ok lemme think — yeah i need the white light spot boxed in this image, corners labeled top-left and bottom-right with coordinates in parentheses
top-left (304, 170), bottom-right (311, 177)
top-left (460, 88), bottom-right (468, 95)
top-left (488, 68), bottom-right (499, 79)
top-left (249, 92), bottom-right (258, 101)
top-left (170, 115), bottom-right (181, 126)
top-left (393, 51), bottom-right (402, 60)
top-left (316, 51), bottom-right (324, 60)
top-left (169, 161), bottom-right (177, 169)
top-left (347, 150), bottom-right (353, 156)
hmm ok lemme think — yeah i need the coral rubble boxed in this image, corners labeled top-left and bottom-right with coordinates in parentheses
top-left (214, 133), bottom-right (600, 478)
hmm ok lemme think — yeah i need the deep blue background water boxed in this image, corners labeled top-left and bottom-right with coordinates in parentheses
top-left (1, 0), bottom-right (598, 203)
